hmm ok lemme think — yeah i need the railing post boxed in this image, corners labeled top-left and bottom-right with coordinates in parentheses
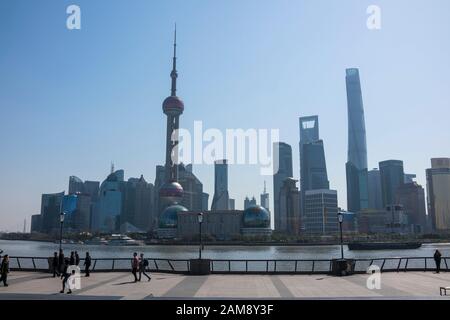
top-left (381, 259), bottom-right (386, 271)
top-left (112, 259), bottom-right (115, 270)
top-left (228, 260), bottom-right (231, 272)
top-left (155, 260), bottom-right (159, 271)
top-left (266, 261), bottom-right (269, 272)
top-left (445, 258), bottom-right (449, 271)
top-left (274, 261), bottom-right (277, 272)
top-left (32, 258), bottom-right (36, 270)
top-left (312, 261), bottom-right (315, 274)
top-left (425, 258), bottom-right (427, 272)
top-left (404, 259), bottom-right (409, 272)
top-left (246, 261), bottom-right (248, 272)
top-left (16, 258), bottom-right (21, 270)
top-left (168, 260), bottom-right (174, 271)
top-left (92, 259), bottom-right (97, 271)
top-left (295, 261), bottom-right (298, 273)
top-left (396, 258), bottom-right (402, 272)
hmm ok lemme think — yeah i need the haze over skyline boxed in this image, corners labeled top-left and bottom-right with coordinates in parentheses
top-left (1, 0), bottom-right (450, 231)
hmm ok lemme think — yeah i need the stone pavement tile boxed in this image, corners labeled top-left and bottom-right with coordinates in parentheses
top-left (377, 272), bottom-right (450, 297)
top-left (81, 273), bottom-right (185, 300)
top-left (194, 275), bottom-right (281, 298)
top-left (164, 275), bottom-right (208, 298)
top-left (278, 275), bottom-right (381, 298)
top-left (340, 273), bottom-right (410, 297)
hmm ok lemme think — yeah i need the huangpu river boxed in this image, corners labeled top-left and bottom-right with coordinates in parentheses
top-left (1, 240), bottom-right (450, 260)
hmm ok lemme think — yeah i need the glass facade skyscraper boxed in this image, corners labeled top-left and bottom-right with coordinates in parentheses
top-left (273, 142), bottom-right (293, 232)
top-left (379, 160), bottom-right (405, 208)
top-left (345, 68), bottom-right (369, 212)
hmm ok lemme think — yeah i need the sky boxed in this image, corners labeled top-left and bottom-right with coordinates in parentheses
top-left (0, 0), bottom-right (449, 232)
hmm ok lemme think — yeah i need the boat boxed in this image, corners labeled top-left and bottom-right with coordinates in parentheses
top-left (84, 237), bottom-right (108, 245)
top-left (106, 234), bottom-right (142, 246)
top-left (348, 242), bottom-right (422, 251)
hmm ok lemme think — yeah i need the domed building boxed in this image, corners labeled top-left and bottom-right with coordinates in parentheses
top-left (241, 205), bottom-right (272, 237)
top-left (156, 204), bottom-right (188, 238)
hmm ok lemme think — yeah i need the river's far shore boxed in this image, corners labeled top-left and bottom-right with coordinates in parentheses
top-left (2, 237), bottom-right (450, 247)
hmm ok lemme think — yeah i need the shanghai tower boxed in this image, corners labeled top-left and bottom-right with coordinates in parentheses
top-left (345, 68), bottom-right (369, 212)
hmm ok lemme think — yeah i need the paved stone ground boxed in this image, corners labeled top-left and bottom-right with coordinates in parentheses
top-left (0, 271), bottom-right (449, 300)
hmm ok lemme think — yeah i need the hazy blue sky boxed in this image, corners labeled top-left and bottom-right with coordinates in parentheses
top-left (1, 0), bottom-right (449, 231)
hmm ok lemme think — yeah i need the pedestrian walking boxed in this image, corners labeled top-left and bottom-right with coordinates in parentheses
top-left (434, 249), bottom-right (442, 273)
top-left (84, 252), bottom-right (91, 277)
top-left (60, 259), bottom-right (72, 294)
top-left (0, 255), bottom-right (10, 287)
top-left (75, 251), bottom-right (80, 266)
top-left (131, 252), bottom-right (139, 282)
top-left (58, 249), bottom-right (65, 274)
top-left (69, 252), bottom-right (75, 265)
top-left (138, 253), bottom-right (151, 282)
top-left (52, 252), bottom-right (60, 277)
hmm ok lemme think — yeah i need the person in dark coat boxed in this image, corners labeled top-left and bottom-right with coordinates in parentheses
top-left (84, 252), bottom-right (91, 277)
top-left (0, 255), bottom-right (10, 287)
top-left (131, 252), bottom-right (139, 282)
top-left (69, 252), bottom-right (75, 266)
top-left (58, 249), bottom-right (65, 274)
top-left (434, 250), bottom-right (442, 273)
top-left (75, 251), bottom-right (80, 266)
top-left (52, 252), bottom-right (60, 277)
top-left (138, 253), bottom-right (151, 282)
top-left (60, 258), bottom-right (72, 294)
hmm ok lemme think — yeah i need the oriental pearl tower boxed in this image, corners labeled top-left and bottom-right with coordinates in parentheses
top-left (158, 27), bottom-right (187, 230)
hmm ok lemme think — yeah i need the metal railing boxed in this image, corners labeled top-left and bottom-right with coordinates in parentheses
top-left (8, 256), bottom-right (449, 274)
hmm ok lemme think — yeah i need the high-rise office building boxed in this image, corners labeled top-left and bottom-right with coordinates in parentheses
top-left (303, 189), bottom-right (338, 234)
top-left (40, 192), bottom-right (64, 234)
top-left (273, 142), bottom-right (293, 232)
top-left (122, 175), bottom-right (154, 232)
top-left (211, 160), bottom-right (230, 211)
top-left (299, 116), bottom-right (329, 193)
top-left (228, 199), bottom-right (235, 210)
top-left (278, 178), bottom-right (300, 235)
top-left (260, 182), bottom-right (270, 211)
top-left (92, 170), bottom-right (125, 233)
top-left (345, 68), bottom-right (369, 213)
top-left (396, 182), bottom-right (427, 233)
top-left (244, 196), bottom-right (257, 209)
top-left (202, 193), bottom-right (209, 211)
top-left (177, 164), bottom-right (204, 212)
top-left (379, 160), bottom-right (405, 208)
top-left (404, 174), bottom-right (417, 184)
top-left (368, 169), bottom-right (383, 210)
top-left (426, 158), bottom-right (450, 231)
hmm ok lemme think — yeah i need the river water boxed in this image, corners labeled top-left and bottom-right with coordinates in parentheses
top-left (1, 240), bottom-right (450, 260)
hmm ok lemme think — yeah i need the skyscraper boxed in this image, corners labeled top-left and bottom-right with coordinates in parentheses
top-left (303, 189), bottom-right (339, 234)
top-left (278, 178), bottom-right (301, 235)
top-left (260, 182), bottom-right (270, 211)
top-left (299, 116), bottom-right (329, 193)
top-left (273, 142), bottom-right (293, 231)
top-left (40, 192), bottom-right (64, 234)
top-left (211, 160), bottom-right (230, 211)
top-left (92, 170), bottom-right (125, 233)
top-left (122, 175), bottom-right (154, 232)
top-left (426, 158), bottom-right (450, 231)
top-left (396, 182), bottom-right (427, 233)
top-left (345, 68), bottom-right (369, 213)
top-left (379, 160), bottom-right (405, 208)
top-left (368, 168), bottom-right (383, 210)
top-left (244, 196), bottom-right (257, 209)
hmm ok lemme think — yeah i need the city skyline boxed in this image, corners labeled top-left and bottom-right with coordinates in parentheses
top-left (1, 0), bottom-right (450, 231)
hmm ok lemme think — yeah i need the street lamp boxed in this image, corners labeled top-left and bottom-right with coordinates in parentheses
top-left (337, 210), bottom-right (344, 260)
top-left (197, 212), bottom-right (204, 260)
top-left (59, 212), bottom-right (65, 252)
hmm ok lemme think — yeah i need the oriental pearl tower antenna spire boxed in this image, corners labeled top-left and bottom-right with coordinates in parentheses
top-left (171, 24), bottom-right (177, 96)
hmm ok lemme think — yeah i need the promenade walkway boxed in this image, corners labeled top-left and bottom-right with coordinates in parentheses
top-left (0, 271), bottom-right (449, 299)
